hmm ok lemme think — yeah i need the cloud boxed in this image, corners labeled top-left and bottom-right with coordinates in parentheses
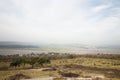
top-left (0, 0), bottom-right (120, 45)
top-left (91, 4), bottom-right (111, 12)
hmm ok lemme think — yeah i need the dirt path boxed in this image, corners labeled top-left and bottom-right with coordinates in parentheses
top-left (22, 77), bottom-right (55, 80)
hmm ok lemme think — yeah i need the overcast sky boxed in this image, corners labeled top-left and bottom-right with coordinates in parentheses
top-left (0, 0), bottom-right (120, 45)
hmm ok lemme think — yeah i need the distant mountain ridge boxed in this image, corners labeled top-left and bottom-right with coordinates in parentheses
top-left (0, 41), bottom-right (38, 48)
top-left (0, 41), bottom-right (120, 49)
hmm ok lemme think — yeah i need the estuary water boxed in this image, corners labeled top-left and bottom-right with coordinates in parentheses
top-left (0, 47), bottom-right (120, 55)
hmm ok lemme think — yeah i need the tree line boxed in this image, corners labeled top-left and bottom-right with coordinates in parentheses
top-left (10, 57), bottom-right (50, 68)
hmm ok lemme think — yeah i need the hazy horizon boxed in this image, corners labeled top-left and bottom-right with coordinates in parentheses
top-left (0, 0), bottom-right (120, 46)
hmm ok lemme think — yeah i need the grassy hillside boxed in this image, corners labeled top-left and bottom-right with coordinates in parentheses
top-left (0, 54), bottom-right (120, 80)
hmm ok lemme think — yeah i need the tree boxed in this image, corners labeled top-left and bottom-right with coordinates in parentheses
top-left (28, 57), bottom-right (39, 68)
top-left (38, 58), bottom-right (50, 67)
top-left (20, 58), bottom-right (28, 68)
top-left (10, 59), bottom-right (22, 68)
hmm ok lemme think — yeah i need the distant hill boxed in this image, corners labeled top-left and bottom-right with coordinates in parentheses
top-left (97, 45), bottom-right (120, 49)
top-left (0, 41), bottom-right (38, 48)
top-left (0, 41), bottom-right (120, 49)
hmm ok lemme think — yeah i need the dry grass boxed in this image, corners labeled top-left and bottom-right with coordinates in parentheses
top-left (51, 58), bottom-right (120, 69)
top-left (0, 57), bottom-right (120, 80)
top-left (0, 69), bottom-right (59, 80)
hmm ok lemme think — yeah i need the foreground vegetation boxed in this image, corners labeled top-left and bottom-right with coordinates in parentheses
top-left (0, 53), bottom-right (120, 80)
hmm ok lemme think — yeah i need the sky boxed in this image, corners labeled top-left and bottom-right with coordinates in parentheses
top-left (0, 0), bottom-right (120, 46)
